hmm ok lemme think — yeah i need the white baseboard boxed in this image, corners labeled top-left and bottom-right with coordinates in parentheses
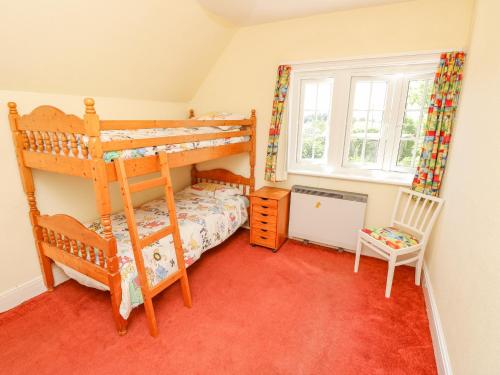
top-left (422, 264), bottom-right (453, 375)
top-left (0, 266), bottom-right (69, 313)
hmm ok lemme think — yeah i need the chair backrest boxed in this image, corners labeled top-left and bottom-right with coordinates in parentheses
top-left (391, 188), bottom-right (444, 243)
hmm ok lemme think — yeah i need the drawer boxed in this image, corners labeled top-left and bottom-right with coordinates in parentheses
top-left (252, 225), bottom-right (276, 237)
top-left (251, 218), bottom-right (276, 231)
top-left (251, 231), bottom-right (276, 249)
top-left (252, 204), bottom-right (277, 217)
top-left (251, 210), bottom-right (277, 223)
top-left (251, 196), bottom-right (277, 209)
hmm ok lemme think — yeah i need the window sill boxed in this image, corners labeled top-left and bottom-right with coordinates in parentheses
top-left (287, 167), bottom-right (413, 186)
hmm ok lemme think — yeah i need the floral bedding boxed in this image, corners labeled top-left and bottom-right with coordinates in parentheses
top-left (67, 188), bottom-right (248, 319)
top-left (78, 126), bottom-right (249, 162)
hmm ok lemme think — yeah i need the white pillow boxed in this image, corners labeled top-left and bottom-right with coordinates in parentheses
top-left (195, 112), bottom-right (246, 131)
top-left (184, 182), bottom-right (241, 199)
top-left (195, 112), bottom-right (246, 121)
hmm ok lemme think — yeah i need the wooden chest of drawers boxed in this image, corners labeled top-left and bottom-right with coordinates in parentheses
top-left (249, 187), bottom-right (290, 252)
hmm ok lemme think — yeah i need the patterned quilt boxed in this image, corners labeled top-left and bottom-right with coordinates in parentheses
top-left (78, 126), bottom-right (249, 162)
top-left (83, 189), bottom-right (248, 319)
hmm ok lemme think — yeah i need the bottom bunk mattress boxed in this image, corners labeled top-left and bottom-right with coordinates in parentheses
top-left (57, 187), bottom-right (248, 319)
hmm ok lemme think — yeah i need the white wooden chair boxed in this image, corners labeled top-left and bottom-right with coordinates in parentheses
top-left (354, 188), bottom-right (444, 297)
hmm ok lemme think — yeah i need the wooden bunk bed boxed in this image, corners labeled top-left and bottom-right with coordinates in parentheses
top-left (7, 98), bottom-right (256, 336)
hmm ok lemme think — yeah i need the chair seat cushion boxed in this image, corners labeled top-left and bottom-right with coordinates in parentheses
top-left (362, 226), bottom-right (419, 250)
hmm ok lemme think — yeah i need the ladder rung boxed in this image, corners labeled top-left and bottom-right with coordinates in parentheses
top-left (150, 270), bottom-right (182, 297)
top-left (129, 177), bottom-right (168, 193)
top-left (140, 225), bottom-right (174, 248)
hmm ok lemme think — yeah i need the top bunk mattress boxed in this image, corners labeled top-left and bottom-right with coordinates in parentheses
top-left (82, 126), bottom-right (250, 162)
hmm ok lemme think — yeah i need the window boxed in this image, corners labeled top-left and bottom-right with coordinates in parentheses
top-left (393, 77), bottom-right (433, 170)
top-left (297, 78), bottom-right (333, 163)
top-left (287, 54), bottom-right (438, 185)
top-left (344, 78), bottom-right (390, 169)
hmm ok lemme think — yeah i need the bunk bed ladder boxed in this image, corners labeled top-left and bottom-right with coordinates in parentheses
top-left (114, 152), bottom-right (192, 337)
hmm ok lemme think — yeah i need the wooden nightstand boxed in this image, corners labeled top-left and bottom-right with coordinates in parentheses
top-left (249, 187), bottom-right (290, 252)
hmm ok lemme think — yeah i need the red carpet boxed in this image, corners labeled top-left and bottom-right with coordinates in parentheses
top-left (0, 229), bottom-right (436, 374)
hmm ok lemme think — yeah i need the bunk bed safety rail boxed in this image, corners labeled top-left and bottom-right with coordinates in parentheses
top-left (100, 119), bottom-right (254, 130)
top-left (37, 214), bottom-right (118, 285)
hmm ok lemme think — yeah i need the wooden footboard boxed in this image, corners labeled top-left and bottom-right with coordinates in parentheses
top-left (36, 214), bottom-right (127, 334)
top-left (37, 214), bottom-right (116, 285)
top-left (191, 166), bottom-right (254, 197)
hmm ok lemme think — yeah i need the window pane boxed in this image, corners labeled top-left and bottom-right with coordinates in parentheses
top-left (371, 81), bottom-right (387, 110)
top-left (302, 110), bottom-right (315, 134)
top-left (353, 81), bottom-right (371, 110)
top-left (298, 79), bottom-right (333, 163)
top-left (393, 77), bottom-right (433, 171)
top-left (317, 81), bottom-right (332, 112)
top-left (301, 137), bottom-right (313, 159)
top-left (420, 111), bottom-right (429, 135)
top-left (406, 80), bottom-right (427, 110)
top-left (312, 136), bottom-right (326, 159)
top-left (365, 140), bottom-right (379, 163)
top-left (397, 139), bottom-right (416, 167)
top-left (367, 110), bottom-right (383, 135)
top-left (348, 139), bottom-right (363, 162)
top-left (414, 139), bottom-right (424, 167)
top-left (402, 110), bottom-right (420, 137)
top-left (345, 78), bottom-right (388, 168)
top-left (352, 110), bottom-right (367, 135)
top-left (303, 83), bottom-right (318, 111)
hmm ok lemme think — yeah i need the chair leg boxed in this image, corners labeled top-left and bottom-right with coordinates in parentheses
top-left (354, 236), bottom-right (362, 273)
top-left (415, 251), bottom-right (424, 286)
top-left (385, 254), bottom-right (397, 298)
top-left (143, 296), bottom-right (159, 337)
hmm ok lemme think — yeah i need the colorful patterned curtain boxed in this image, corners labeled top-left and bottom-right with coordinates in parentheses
top-left (412, 52), bottom-right (466, 196)
top-left (264, 65), bottom-right (292, 182)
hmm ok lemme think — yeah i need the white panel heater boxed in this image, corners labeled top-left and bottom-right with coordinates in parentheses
top-left (288, 185), bottom-right (367, 251)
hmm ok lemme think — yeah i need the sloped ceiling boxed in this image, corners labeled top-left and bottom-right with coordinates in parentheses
top-left (0, 0), bottom-right (413, 102)
top-left (0, 0), bottom-right (235, 102)
top-left (197, 0), bottom-right (412, 26)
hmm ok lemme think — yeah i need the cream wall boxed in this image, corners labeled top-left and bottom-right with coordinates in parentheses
top-left (0, 91), bottom-right (191, 293)
top-left (191, 0), bottom-right (474, 229)
top-left (0, 0), bottom-right (235, 102)
top-left (425, 0), bottom-right (500, 373)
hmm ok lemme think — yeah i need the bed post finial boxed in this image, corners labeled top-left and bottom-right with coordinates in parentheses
top-left (8, 102), bottom-right (18, 115)
top-left (84, 97), bottom-right (96, 114)
top-left (7, 102), bottom-right (19, 131)
top-left (188, 109), bottom-right (195, 119)
top-left (250, 109), bottom-right (256, 119)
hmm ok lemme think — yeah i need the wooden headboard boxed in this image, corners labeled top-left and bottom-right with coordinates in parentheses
top-left (191, 166), bottom-right (254, 196)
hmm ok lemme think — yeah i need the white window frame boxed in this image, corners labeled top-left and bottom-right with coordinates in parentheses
top-left (342, 75), bottom-right (395, 170)
top-left (286, 53), bottom-right (439, 186)
top-left (296, 76), bottom-right (334, 165)
top-left (390, 73), bottom-right (435, 173)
